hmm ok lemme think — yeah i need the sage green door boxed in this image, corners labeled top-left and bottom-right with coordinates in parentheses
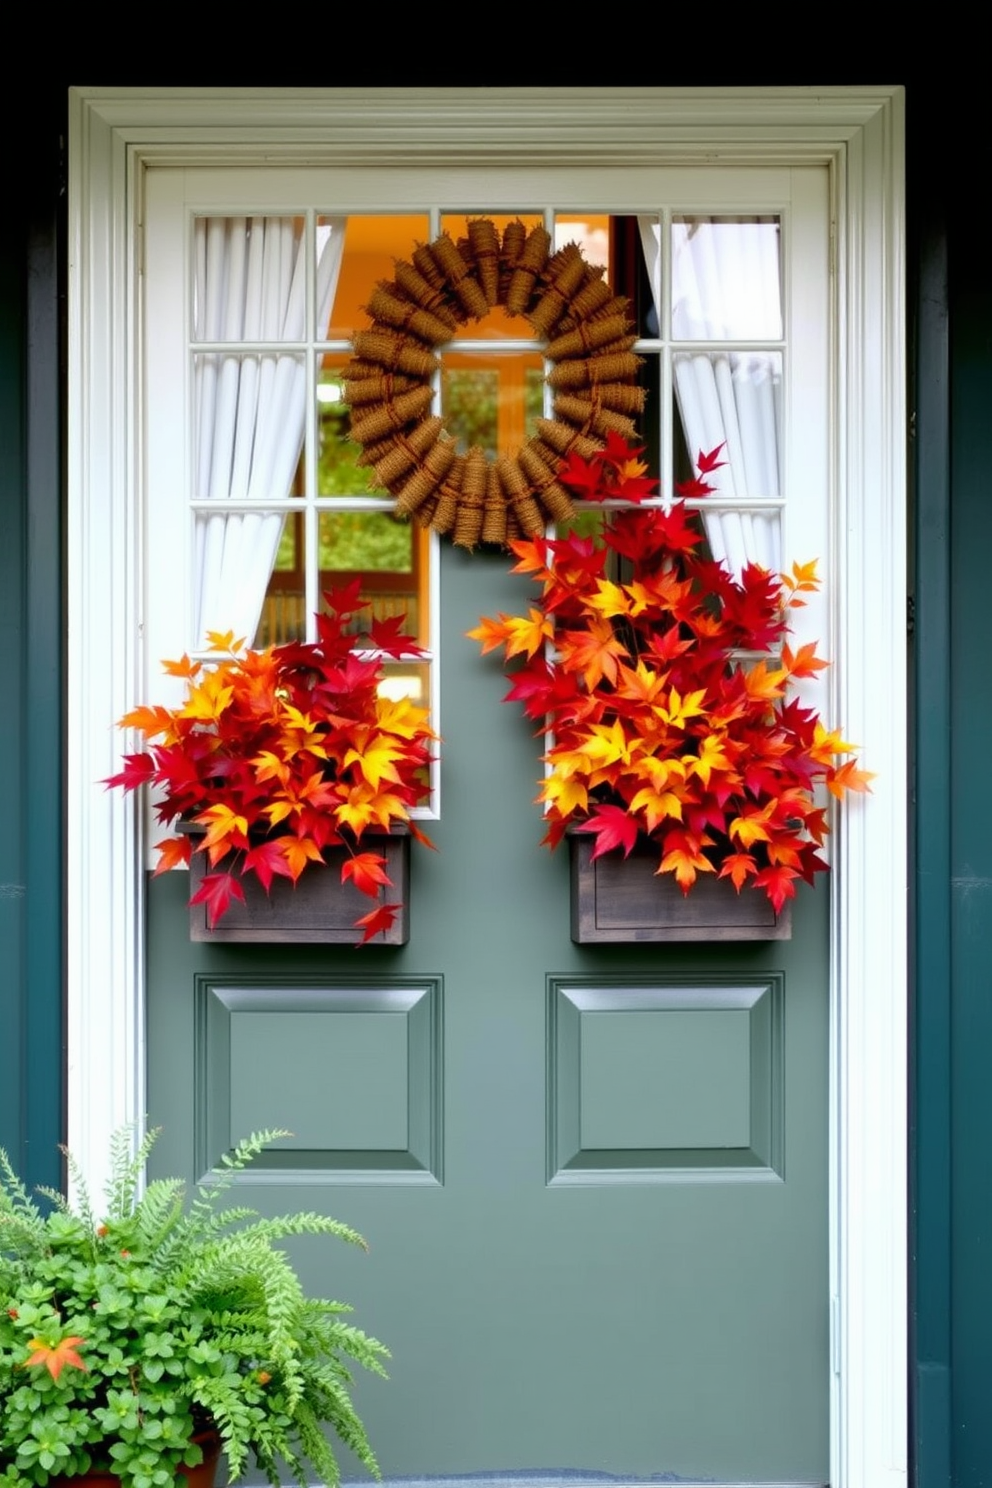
top-left (144, 164), bottom-right (831, 1487)
top-left (146, 547), bottom-right (829, 1487)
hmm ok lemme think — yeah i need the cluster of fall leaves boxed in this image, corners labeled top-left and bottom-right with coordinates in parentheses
top-left (110, 435), bottom-right (871, 931)
top-left (107, 582), bottom-right (436, 941)
top-left (469, 437), bottom-right (872, 913)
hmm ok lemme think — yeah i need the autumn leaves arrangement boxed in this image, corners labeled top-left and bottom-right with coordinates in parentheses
top-left (110, 435), bottom-right (869, 935)
top-left (107, 583), bottom-right (436, 942)
top-left (469, 436), bottom-right (871, 915)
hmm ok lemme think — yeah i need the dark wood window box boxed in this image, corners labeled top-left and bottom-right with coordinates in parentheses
top-left (569, 831), bottom-right (792, 943)
top-left (184, 825), bottom-right (409, 945)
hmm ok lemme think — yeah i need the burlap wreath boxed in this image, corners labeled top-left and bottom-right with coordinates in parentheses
top-left (342, 218), bottom-right (646, 548)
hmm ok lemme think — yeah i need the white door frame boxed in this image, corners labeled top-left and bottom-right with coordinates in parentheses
top-left (67, 86), bottom-right (907, 1488)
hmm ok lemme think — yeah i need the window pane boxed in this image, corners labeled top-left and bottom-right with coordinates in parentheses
top-left (439, 214), bottom-right (544, 341)
top-left (315, 366), bottom-right (388, 498)
top-left (192, 215), bottom-right (305, 344)
top-left (321, 214), bottom-right (431, 341)
top-left (193, 352), bottom-right (306, 501)
top-left (672, 217), bottom-right (782, 340)
top-left (672, 350), bottom-right (783, 574)
top-left (442, 354), bottom-right (545, 459)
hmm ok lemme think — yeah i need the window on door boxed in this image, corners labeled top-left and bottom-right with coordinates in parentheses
top-left (142, 171), bottom-right (824, 818)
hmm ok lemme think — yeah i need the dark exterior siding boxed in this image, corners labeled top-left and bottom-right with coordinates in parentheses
top-left (0, 96), bottom-right (64, 1192)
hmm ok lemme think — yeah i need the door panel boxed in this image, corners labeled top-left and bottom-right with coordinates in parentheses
top-left (145, 163), bottom-right (830, 1486)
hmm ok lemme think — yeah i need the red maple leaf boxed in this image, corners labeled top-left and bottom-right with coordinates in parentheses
top-left (243, 839), bottom-right (297, 894)
top-left (367, 612), bottom-right (427, 658)
top-left (103, 753), bottom-right (156, 792)
top-left (576, 804), bottom-right (640, 860)
top-left (188, 870), bottom-right (245, 928)
top-left (696, 443), bottom-right (727, 475)
top-left (354, 903), bottom-right (402, 944)
top-left (558, 449), bottom-right (609, 501)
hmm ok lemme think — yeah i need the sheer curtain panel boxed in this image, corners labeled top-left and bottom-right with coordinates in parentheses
top-left (193, 216), bottom-right (344, 644)
top-left (639, 216), bottom-right (783, 577)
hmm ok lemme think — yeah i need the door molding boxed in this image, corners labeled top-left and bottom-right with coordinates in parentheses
top-left (67, 86), bottom-right (906, 1488)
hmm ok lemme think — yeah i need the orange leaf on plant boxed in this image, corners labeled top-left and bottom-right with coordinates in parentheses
top-left (24, 1336), bottom-right (88, 1382)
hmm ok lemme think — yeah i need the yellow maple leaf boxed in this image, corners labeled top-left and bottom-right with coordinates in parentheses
top-left (375, 695), bottom-right (435, 741)
top-left (689, 734), bottom-right (732, 788)
top-left (659, 842), bottom-right (715, 891)
top-left (501, 609), bottom-right (554, 660)
top-left (344, 736), bottom-right (405, 791)
top-left (539, 773), bottom-right (590, 817)
top-left (628, 784), bottom-right (684, 833)
top-left (585, 580), bottom-right (631, 620)
top-left (178, 670), bottom-right (234, 723)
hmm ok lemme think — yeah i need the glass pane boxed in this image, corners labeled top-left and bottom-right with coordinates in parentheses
top-left (321, 213), bottom-right (430, 341)
top-left (672, 217), bottom-right (782, 340)
top-left (254, 510), bottom-right (425, 650)
top-left (193, 216), bottom-right (305, 343)
top-left (315, 366), bottom-right (388, 498)
top-left (672, 350), bottom-right (783, 579)
top-left (440, 214), bottom-right (544, 341)
top-left (193, 352), bottom-right (305, 501)
top-left (442, 354), bottom-right (545, 459)
top-left (553, 215), bottom-right (610, 269)
top-left (318, 509), bottom-right (425, 648)
top-left (318, 509), bottom-right (414, 575)
top-left (377, 659), bottom-right (430, 705)
top-left (673, 350), bottom-right (782, 495)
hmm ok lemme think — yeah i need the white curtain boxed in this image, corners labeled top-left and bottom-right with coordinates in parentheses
top-left (638, 217), bottom-right (782, 577)
top-left (193, 215), bottom-right (345, 645)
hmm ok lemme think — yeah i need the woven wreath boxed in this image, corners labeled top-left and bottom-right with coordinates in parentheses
top-left (342, 218), bottom-right (646, 548)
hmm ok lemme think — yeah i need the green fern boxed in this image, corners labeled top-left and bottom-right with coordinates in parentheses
top-left (0, 1126), bottom-right (389, 1488)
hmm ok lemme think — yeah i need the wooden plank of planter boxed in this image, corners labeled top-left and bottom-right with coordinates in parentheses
top-left (569, 831), bottom-right (792, 943)
top-left (184, 826), bottom-right (409, 945)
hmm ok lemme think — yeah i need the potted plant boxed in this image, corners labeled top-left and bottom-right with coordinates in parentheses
top-left (0, 1127), bottom-right (388, 1488)
top-left (107, 583), bottom-right (437, 945)
top-left (469, 436), bottom-right (872, 942)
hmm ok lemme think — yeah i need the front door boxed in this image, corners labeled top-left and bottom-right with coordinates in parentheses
top-left (142, 159), bottom-right (831, 1486)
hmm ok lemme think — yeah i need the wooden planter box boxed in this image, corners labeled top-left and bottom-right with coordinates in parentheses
top-left (569, 831), bottom-right (792, 943)
top-left (185, 826), bottom-right (410, 945)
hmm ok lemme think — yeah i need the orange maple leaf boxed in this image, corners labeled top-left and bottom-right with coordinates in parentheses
top-left (152, 834), bottom-right (192, 876)
top-left (25, 1336), bottom-right (88, 1381)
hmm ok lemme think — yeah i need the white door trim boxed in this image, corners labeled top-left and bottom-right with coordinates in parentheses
top-left (67, 86), bottom-right (907, 1488)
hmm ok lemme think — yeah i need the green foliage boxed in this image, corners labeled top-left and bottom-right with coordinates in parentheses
top-left (0, 1129), bottom-right (388, 1488)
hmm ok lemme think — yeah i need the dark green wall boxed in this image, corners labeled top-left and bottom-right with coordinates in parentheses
top-left (0, 99), bottom-right (64, 1192)
top-left (946, 183), bottom-right (992, 1488)
top-left (910, 96), bottom-right (992, 1487)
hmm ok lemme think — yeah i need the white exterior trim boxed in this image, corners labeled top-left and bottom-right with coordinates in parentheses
top-left (67, 86), bottom-right (907, 1488)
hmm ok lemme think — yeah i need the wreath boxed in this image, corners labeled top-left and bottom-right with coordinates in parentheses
top-left (343, 218), bottom-right (646, 547)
